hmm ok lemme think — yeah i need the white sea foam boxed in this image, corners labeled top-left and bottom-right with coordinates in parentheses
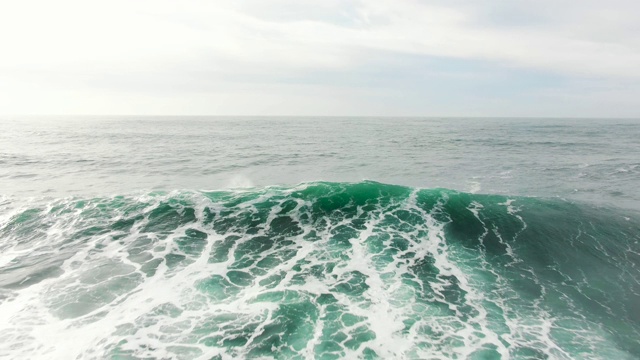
top-left (0, 185), bottom-right (635, 359)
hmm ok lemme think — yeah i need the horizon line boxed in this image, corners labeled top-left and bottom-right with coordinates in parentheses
top-left (2, 115), bottom-right (640, 120)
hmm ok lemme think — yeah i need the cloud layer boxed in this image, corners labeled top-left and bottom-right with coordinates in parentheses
top-left (1, 0), bottom-right (639, 116)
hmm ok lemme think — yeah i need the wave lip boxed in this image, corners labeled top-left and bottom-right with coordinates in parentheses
top-left (0, 181), bottom-right (639, 359)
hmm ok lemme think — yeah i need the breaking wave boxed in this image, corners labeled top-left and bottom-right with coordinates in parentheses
top-left (1, 181), bottom-right (639, 359)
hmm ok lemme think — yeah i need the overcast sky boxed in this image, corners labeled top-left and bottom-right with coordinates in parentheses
top-left (1, 0), bottom-right (639, 117)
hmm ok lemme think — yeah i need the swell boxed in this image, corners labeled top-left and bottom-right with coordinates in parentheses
top-left (0, 181), bottom-right (639, 359)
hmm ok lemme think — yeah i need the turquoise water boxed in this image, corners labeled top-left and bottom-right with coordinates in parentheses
top-left (0, 117), bottom-right (639, 359)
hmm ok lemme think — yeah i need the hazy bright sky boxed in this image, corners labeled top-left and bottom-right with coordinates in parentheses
top-left (1, 0), bottom-right (639, 116)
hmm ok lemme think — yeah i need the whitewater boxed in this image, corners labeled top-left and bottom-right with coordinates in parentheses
top-left (1, 117), bottom-right (639, 359)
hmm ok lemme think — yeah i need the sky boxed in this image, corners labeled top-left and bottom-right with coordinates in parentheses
top-left (1, 0), bottom-right (639, 117)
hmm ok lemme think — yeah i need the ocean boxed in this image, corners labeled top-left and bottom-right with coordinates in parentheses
top-left (0, 117), bottom-right (639, 359)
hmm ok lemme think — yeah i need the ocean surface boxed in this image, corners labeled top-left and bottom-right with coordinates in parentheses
top-left (0, 117), bottom-right (639, 359)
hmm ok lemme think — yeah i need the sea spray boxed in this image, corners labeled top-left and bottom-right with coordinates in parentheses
top-left (0, 181), bottom-right (639, 359)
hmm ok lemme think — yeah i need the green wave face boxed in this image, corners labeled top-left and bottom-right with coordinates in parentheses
top-left (1, 181), bottom-right (639, 359)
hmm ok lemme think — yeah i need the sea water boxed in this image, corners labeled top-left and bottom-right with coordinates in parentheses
top-left (0, 117), bottom-right (639, 359)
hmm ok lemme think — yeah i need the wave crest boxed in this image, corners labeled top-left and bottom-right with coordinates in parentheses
top-left (1, 181), bottom-right (639, 359)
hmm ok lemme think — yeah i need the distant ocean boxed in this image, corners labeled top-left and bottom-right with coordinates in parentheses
top-left (1, 117), bottom-right (639, 359)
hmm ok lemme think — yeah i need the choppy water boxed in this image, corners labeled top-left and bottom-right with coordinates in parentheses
top-left (0, 117), bottom-right (639, 359)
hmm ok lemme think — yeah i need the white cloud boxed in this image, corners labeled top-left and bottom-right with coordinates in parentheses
top-left (0, 0), bottom-right (639, 115)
